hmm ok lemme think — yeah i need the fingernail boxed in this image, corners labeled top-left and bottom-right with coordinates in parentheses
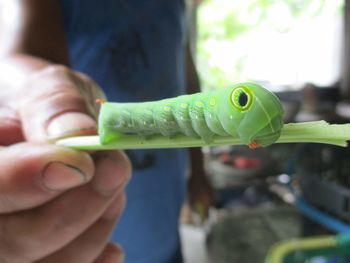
top-left (92, 154), bottom-right (130, 196)
top-left (42, 161), bottom-right (86, 191)
top-left (47, 112), bottom-right (96, 139)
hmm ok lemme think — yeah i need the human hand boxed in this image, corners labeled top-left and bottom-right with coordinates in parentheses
top-left (188, 170), bottom-right (215, 221)
top-left (187, 148), bottom-right (214, 221)
top-left (0, 65), bottom-right (131, 262)
top-left (0, 144), bottom-right (130, 263)
top-left (0, 65), bottom-right (105, 144)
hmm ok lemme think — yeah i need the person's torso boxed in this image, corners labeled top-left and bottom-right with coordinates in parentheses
top-left (59, 1), bottom-right (188, 262)
top-left (59, 0), bottom-right (186, 102)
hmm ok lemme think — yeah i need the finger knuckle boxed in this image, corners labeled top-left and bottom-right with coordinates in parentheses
top-left (45, 65), bottom-right (71, 76)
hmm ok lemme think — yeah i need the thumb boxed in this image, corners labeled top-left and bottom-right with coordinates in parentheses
top-left (18, 66), bottom-right (100, 142)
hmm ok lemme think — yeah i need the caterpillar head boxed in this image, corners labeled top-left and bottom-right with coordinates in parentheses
top-left (218, 83), bottom-right (284, 147)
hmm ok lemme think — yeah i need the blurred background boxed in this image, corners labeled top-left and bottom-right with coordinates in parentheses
top-left (180, 1), bottom-right (350, 263)
top-left (196, 0), bottom-right (342, 91)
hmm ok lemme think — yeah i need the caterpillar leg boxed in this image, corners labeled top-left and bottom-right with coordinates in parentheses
top-left (248, 140), bottom-right (261, 149)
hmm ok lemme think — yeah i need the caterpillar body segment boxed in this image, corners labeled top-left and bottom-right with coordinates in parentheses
top-left (98, 83), bottom-right (284, 147)
top-left (215, 87), bottom-right (242, 138)
top-left (152, 102), bottom-right (178, 137)
top-left (185, 92), bottom-right (218, 142)
top-left (202, 94), bottom-right (230, 137)
top-left (171, 95), bottom-right (198, 138)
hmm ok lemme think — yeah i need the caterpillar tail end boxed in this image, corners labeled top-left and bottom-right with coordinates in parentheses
top-left (98, 101), bottom-right (124, 145)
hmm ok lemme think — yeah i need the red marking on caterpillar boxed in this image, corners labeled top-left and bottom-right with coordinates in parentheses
top-left (248, 140), bottom-right (261, 149)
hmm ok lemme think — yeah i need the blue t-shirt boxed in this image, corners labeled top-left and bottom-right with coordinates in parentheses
top-left (59, 1), bottom-right (188, 262)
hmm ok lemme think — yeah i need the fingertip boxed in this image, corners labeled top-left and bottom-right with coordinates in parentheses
top-left (95, 243), bottom-right (124, 263)
top-left (46, 145), bottom-right (96, 184)
top-left (41, 161), bottom-right (88, 191)
top-left (91, 151), bottom-right (131, 196)
top-left (102, 192), bottom-right (126, 220)
top-left (115, 150), bottom-right (132, 183)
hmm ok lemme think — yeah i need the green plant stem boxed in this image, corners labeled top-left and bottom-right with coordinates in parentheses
top-left (56, 121), bottom-right (350, 150)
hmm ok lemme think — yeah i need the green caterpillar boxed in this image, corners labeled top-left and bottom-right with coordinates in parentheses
top-left (98, 83), bottom-right (284, 148)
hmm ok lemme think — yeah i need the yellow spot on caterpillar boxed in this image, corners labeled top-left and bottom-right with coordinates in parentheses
top-left (196, 101), bottom-right (204, 107)
top-left (164, 106), bottom-right (171, 112)
top-left (180, 103), bottom-right (188, 109)
top-left (209, 98), bottom-right (216, 106)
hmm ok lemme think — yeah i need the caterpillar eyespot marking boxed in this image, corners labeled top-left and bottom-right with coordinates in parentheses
top-left (98, 83), bottom-right (284, 147)
top-left (231, 86), bottom-right (253, 111)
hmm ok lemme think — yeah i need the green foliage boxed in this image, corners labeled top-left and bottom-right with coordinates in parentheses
top-left (197, 0), bottom-right (343, 91)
